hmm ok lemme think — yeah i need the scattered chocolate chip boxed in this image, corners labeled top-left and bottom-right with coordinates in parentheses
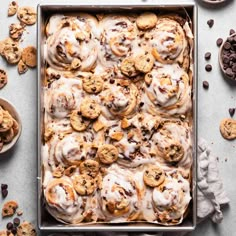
top-left (224, 42), bottom-right (231, 50)
top-left (204, 52), bottom-right (211, 60)
top-left (6, 222), bottom-right (13, 230)
top-left (11, 227), bottom-right (17, 235)
top-left (216, 38), bottom-right (223, 47)
top-left (207, 19), bottom-right (214, 28)
top-left (229, 108), bottom-right (235, 117)
top-left (2, 188), bottom-right (8, 198)
top-left (205, 64), bottom-right (212, 72)
top-left (1, 184), bottom-right (8, 190)
top-left (13, 217), bottom-right (20, 226)
top-left (203, 81), bottom-right (209, 89)
top-left (230, 29), bottom-right (235, 35)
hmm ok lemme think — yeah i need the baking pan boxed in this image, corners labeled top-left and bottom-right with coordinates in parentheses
top-left (37, 2), bottom-right (197, 232)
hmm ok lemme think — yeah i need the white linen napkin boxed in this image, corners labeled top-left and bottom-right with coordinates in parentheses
top-left (50, 138), bottom-right (229, 236)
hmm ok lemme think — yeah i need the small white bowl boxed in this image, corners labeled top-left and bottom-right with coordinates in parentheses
top-left (0, 98), bottom-right (22, 154)
top-left (201, 0), bottom-right (228, 4)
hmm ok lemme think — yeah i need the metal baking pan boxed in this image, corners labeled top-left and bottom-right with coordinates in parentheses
top-left (37, 2), bottom-right (197, 232)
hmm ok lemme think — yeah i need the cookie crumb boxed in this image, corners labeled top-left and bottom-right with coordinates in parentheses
top-left (16, 210), bottom-right (23, 216)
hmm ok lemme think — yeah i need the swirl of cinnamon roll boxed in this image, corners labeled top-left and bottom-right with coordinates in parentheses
top-left (47, 132), bottom-right (95, 171)
top-left (44, 177), bottom-right (85, 224)
top-left (143, 64), bottom-right (191, 116)
top-left (44, 75), bottom-right (84, 118)
top-left (98, 15), bottom-right (138, 68)
top-left (152, 170), bottom-right (191, 225)
top-left (151, 120), bottom-right (192, 169)
top-left (142, 16), bottom-right (189, 67)
top-left (100, 165), bottom-right (140, 222)
top-left (45, 14), bottom-right (99, 72)
top-left (100, 79), bottom-right (139, 119)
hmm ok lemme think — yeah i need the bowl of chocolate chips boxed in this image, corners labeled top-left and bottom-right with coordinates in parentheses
top-left (219, 32), bottom-right (236, 80)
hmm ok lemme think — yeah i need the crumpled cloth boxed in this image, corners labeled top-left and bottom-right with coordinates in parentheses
top-left (50, 138), bottom-right (229, 236)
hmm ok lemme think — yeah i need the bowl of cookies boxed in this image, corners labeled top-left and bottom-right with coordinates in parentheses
top-left (0, 98), bottom-right (22, 154)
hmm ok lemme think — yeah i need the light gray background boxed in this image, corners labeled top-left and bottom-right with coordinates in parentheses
top-left (0, 0), bottom-right (236, 235)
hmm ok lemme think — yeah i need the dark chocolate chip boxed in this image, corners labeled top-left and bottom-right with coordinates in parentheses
top-left (109, 79), bottom-right (115, 84)
top-left (230, 29), bottom-right (235, 35)
top-left (229, 108), bottom-right (235, 117)
top-left (139, 102), bottom-right (144, 107)
top-left (225, 68), bottom-right (234, 77)
top-left (232, 64), bottom-right (236, 73)
top-left (205, 64), bottom-right (212, 72)
top-left (229, 54), bottom-right (236, 62)
top-left (13, 217), bottom-right (20, 226)
top-left (11, 227), bottom-right (17, 235)
top-left (216, 38), bottom-right (223, 47)
top-left (2, 189), bottom-right (8, 198)
top-left (204, 52), bottom-right (211, 60)
top-left (224, 42), bottom-right (231, 50)
top-left (1, 184), bottom-right (8, 190)
top-left (223, 56), bottom-right (230, 64)
top-left (6, 222), bottom-right (13, 230)
top-left (207, 19), bottom-right (214, 28)
top-left (203, 81), bottom-right (209, 89)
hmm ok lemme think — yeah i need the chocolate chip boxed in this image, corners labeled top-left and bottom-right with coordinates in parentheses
top-left (1, 184), bottom-right (8, 190)
top-left (203, 81), bottom-right (209, 89)
top-left (2, 189), bottom-right (8, 198)
top-left (232, 64), bottom-right (236, 72)
top-left (139, 102), bottom-right (144, 107)
top-left (6, 222), bottom-right (13, 230)
top-left (207, 19), bottom-right (214, 28)
top-left (224, 42), bottom-right (231, 50)
top-left (225, 68), bottom-right (234, 77)
top-left (230, 29), bottom-right (235, 35)
top-left (11, 227), bottom-right (17, 235)
top-left (109, 79), bottom-right (115, 84)
top-left (204, 52), bottom-right (211, 60)
top-left (223, 56), bottom-right (230, 64)
top-left (13, 217), bottom-right (20, 226)
top-left (229, 108), bottom-right (235, 117)
top-left (216, 38), bottom-right (223, 47)
top-left (205, 64), bottom-right (212, 72)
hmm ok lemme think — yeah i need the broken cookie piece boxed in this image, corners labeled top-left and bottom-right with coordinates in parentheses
top-left (17, 60), bottom-right (28, 74)
top-left (2, 200), bottom-right (18, 217)
top-left (9, 23), bottom-right (25, 41)
top-left (8, 1), bottom-right (18, 17)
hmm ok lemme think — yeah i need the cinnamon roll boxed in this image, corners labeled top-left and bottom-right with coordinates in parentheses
top-left (143, 64), bottom-right (191, 116)
top-left (98, 15), bottom-right (138, 69)
top-left (100, 165), bottom-right (140, 222)
top-left (45, 14), bottom-right (99, 72)
top-left (44, 75), bottom-right (84, 119)
top-left (100, 78), bottom-right (139, 119)
top-left (141, 16), bottom-right (189, 69)
top-left (152, 170), bottom-right (191, 225)
top-left (44, 177), bottom-right (97, 224)
top-left (47, 132), bottom-right (95, 171)
top-left (151, 120), bottom-right (192, 169)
